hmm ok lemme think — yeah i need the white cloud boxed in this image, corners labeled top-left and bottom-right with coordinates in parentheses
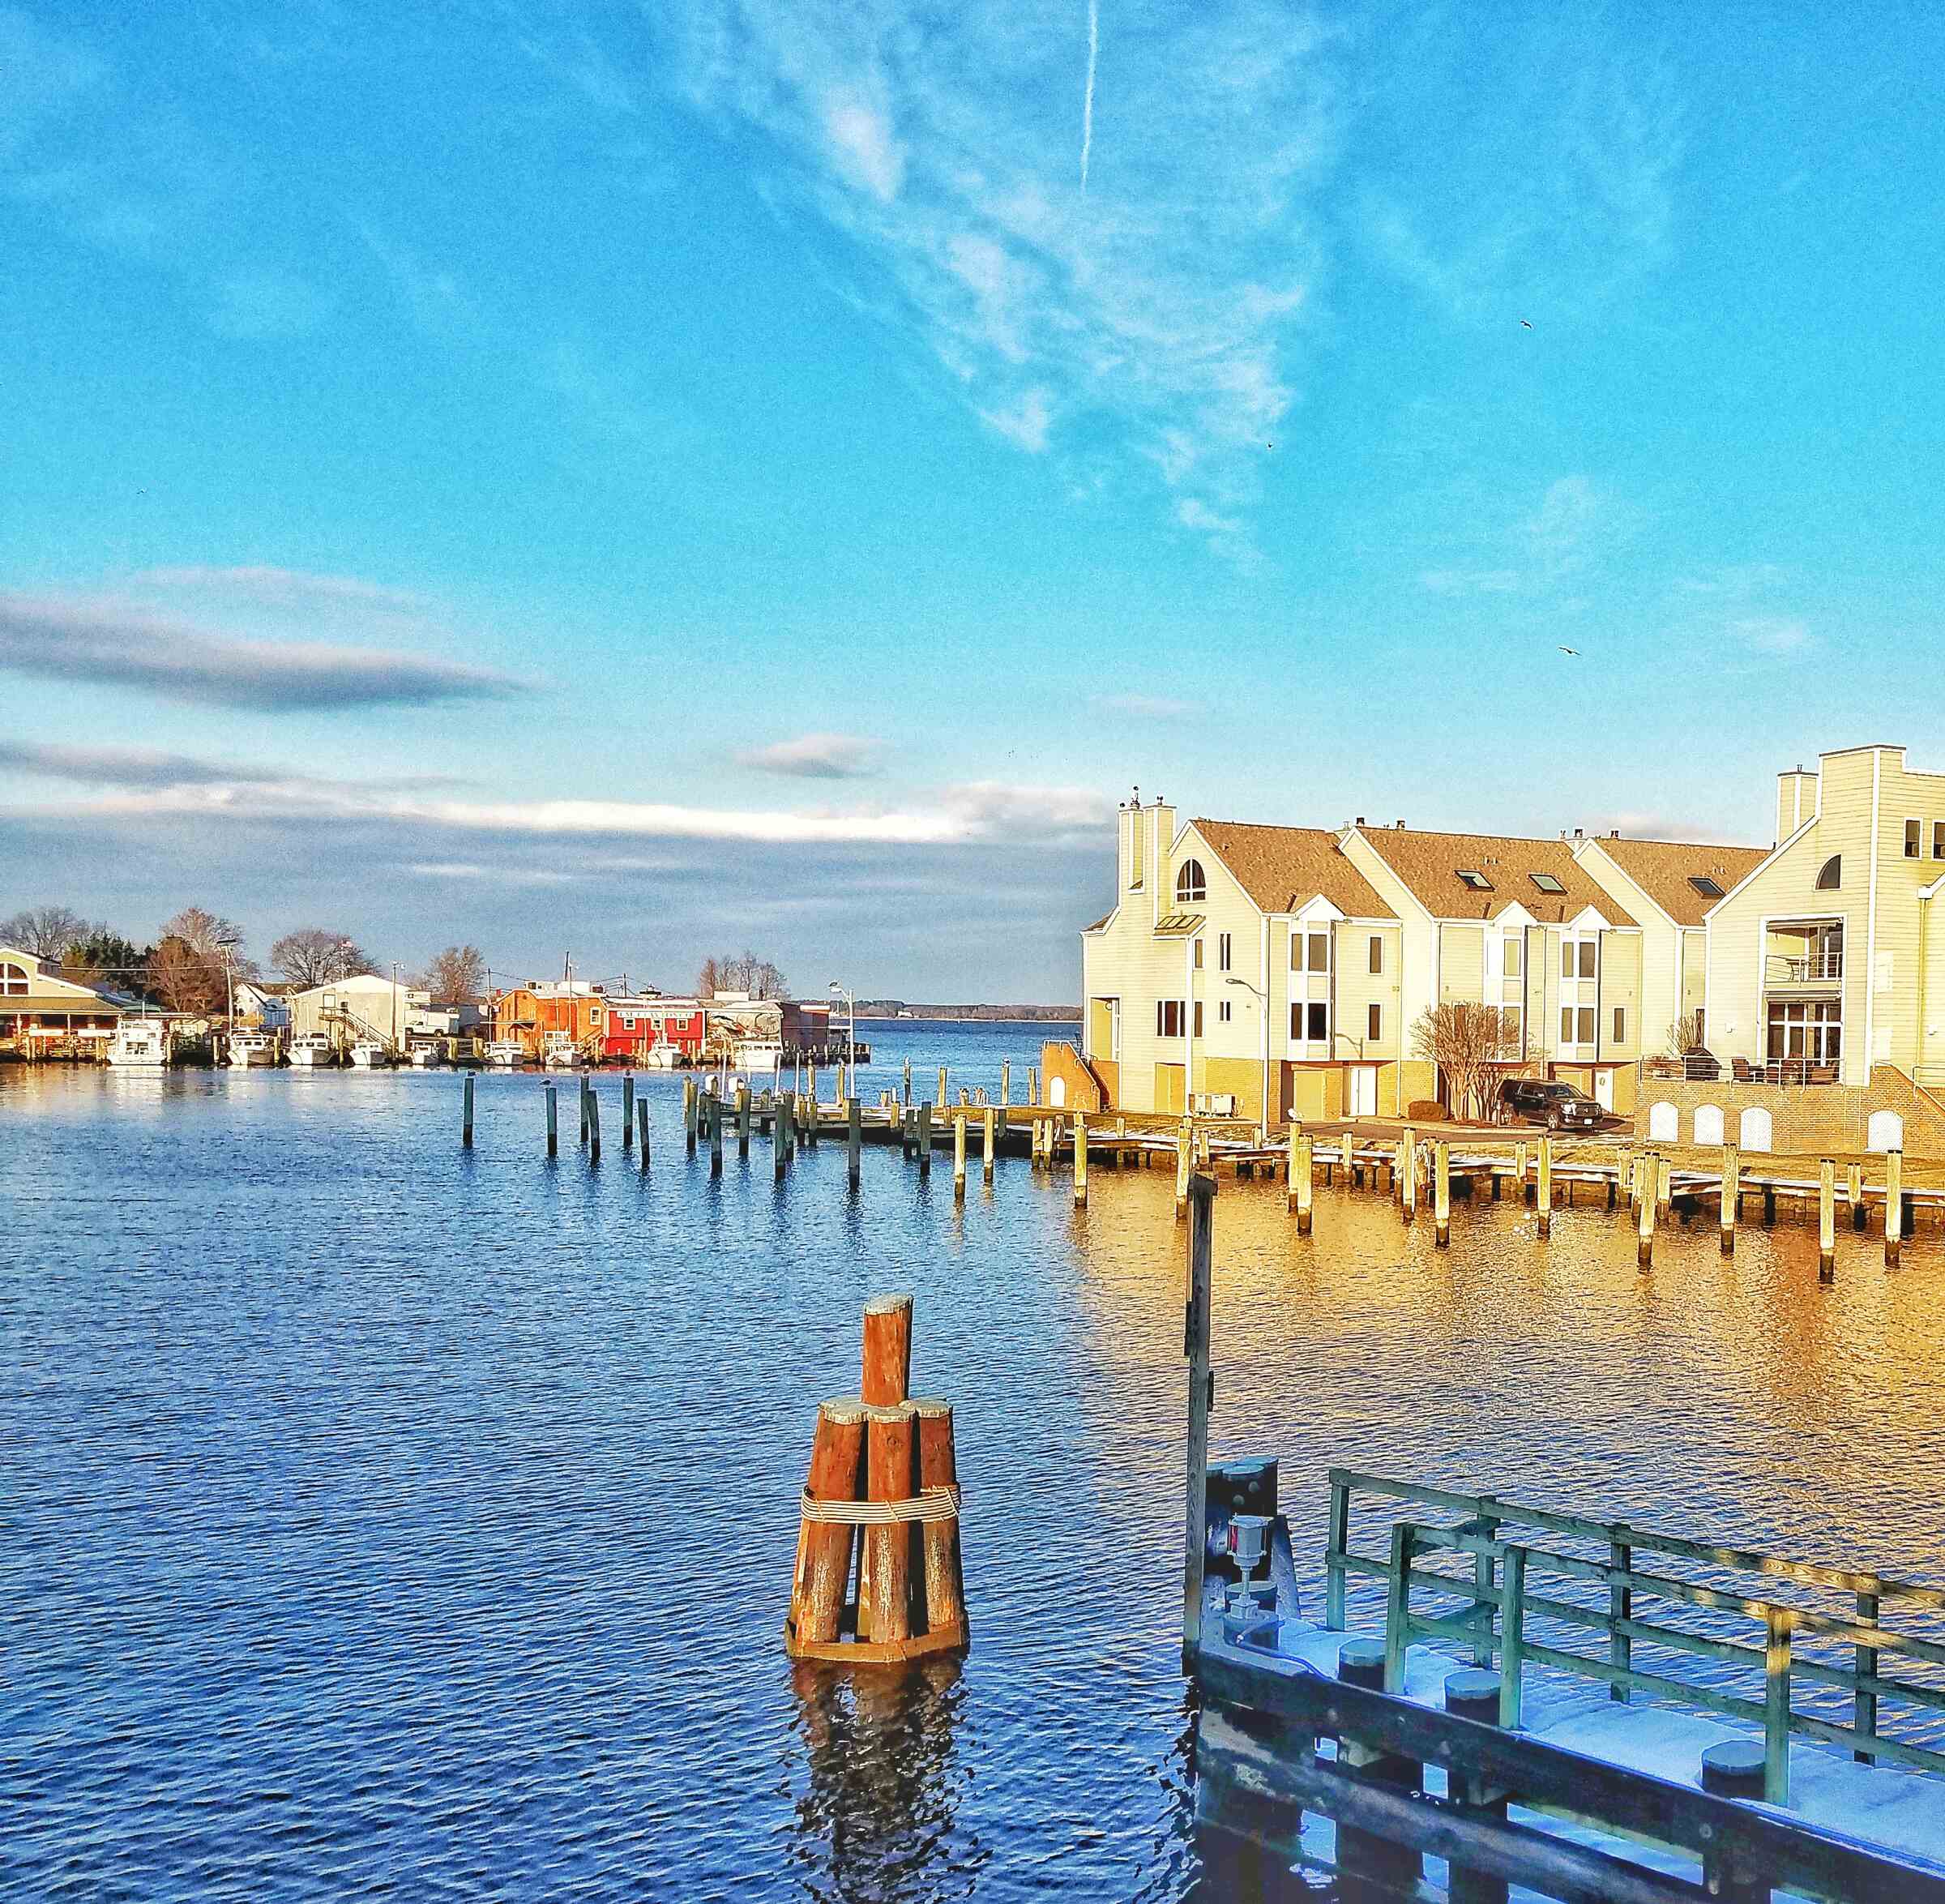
top-left (1091, 692), bottom-right (1200, 719)
top-left (735, 733), bottom-right (883, 779)
top-left (1730, 615), bottom-right (1811, 655)
top-left (978, 387), bottom-right (1050, 452)
top-left (662, 1), bottom-right (1339, 550)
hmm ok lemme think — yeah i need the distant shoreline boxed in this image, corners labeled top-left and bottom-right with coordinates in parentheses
top-left (854, 1007), bottom-right (1079, 1023)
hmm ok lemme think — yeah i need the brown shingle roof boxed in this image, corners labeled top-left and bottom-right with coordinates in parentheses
top-left (1588, 836), bottom-right (1770, 926)
top-left (1192, 821), bottom-right (1396, 918)
top-left (1357, 827), bottom-right (1638, 926)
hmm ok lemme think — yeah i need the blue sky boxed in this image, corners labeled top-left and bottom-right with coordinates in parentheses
top-left (3, 2), bottom-right (1942, 999)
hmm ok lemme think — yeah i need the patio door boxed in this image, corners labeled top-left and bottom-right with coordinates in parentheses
top-left (1348, 1064), bottom-right (1378, 1118)
top-left (1592, 1068), bottom-right (1614, 1111)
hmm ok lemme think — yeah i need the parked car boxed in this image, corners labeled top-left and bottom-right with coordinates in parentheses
top-left (1498, 1077), bottom-right (1605, 1131)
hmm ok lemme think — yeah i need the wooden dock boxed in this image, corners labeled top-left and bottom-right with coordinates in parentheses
top-left (1177, 1175), bottom-right (1945, 1902)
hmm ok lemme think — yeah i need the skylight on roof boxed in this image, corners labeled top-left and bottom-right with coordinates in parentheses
top-left (1456, 870), bottom-right (1492, 890)
top-left (1530, 872), bottom-right (1567, 894)
top-left (1689, 875), bottom-right (1724, 898)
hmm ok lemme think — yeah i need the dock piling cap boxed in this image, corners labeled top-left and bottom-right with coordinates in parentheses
top-left (1339, 1638), bottom-right (1386, 1671)
top-left (1445, 1668), bottom-right (1502, 1705)
top-left (1700, 1738), bottom-right (1767, 1791)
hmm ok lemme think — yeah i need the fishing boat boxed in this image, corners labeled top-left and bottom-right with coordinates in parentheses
top-left (408, 1043), bottom-right (442, 1068)
top-left (348, 1039), bottom-right (393, 1069)
top-left (485, 1040), bottom-right (524, 1069)
top-left (643, 1044), bottom-right (680, 1070)
top-left (289, 1033), bottom-right (335, 1069)
top-left (106, 1020), bottom-right (171, 1068)
top-left (227, 1029), bottom-right (280, 1068)
top-left (541, 1033), bottom-right (582, 1072)
top-left (733, 1039), bottom-right (784, 1076)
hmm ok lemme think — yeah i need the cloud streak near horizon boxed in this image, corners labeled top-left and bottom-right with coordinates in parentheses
top-left (0, 590), bottom-right (522, 711)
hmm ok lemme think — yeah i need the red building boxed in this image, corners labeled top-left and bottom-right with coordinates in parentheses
top-left (601, 995), bottom-right (706, 1063)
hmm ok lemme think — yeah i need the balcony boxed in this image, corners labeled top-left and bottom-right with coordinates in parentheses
top-left (1645, 1052), bottom-right (1843, 1085)
top-left (1764, 951), bottom-right (1843, 986)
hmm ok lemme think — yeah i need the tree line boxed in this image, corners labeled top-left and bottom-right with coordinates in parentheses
top-left (1, 904), bottom-right (486, 1016)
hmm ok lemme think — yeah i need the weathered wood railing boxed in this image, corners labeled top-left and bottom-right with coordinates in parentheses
top-left (1326, 1468), bottom-right (1945, 1802)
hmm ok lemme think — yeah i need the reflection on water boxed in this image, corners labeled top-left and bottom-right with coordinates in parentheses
top-left (3, 1046), bottom-right (1943, 1900)
top-left (788, 1660), bottom-right (981, 1901)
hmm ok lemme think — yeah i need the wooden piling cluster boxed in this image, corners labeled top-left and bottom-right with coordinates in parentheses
top-left (784, 1294), bottom-right (970, 1664)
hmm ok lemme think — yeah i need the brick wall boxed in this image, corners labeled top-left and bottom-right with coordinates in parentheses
top-left (1631, 1066), bottom-right (1945, 1157)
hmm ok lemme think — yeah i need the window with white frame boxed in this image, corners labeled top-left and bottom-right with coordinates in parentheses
top-left (1218, 931), bottom-right (1231, 972)
top-left (1907, 819), bottom-right (1923, 858)
top-left (1218, 999), bottom-right (1232, 1023)
top-left (1368, 935), bottom-right (1383, 974)
top-left (1503, 935), bottom-right (1523, 978)
top-left (1157, 1000), bottom-right (1186, 1037)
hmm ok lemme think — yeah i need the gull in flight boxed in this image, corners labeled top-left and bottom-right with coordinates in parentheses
top-left (1558, 645), bottom-right (1580, 657)
top-left (1521, 319), bottom-right (1533, 329)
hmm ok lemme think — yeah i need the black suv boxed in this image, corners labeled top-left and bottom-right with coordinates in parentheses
top-left (1498, 1078), bottom-right (1604, 1130)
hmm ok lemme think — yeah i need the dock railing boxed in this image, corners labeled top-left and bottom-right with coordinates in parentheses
top-left (1327, 1468), bottom-right (1945, 1803)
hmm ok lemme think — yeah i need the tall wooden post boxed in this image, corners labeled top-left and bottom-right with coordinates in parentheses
top-left (863, 1404), bottom-right (918, 1647)
top-left (917, 1102), bottom-right (932, 1178)
top-left (902, 1058), bottom-right (913, 1105)
top-left (1536, 1136), bottom-right (1553, 1239)
top-left (775, 1092), bottom-right (790, 1181)
top-left (913, 1400), bottom-right (966, 1642)
top-left (579, 1078), bottom-right (589, 1145)
top-left (737, 1084), bottom-right (751, 1158)
top-left (1028, 1064), bottom-right (1039, 1103)
top-left (1658, 1155), bottom-right (1673, 1214)
top-left (786, 1400), bottom-right (866, 1651)
top-left (937, 1064), bottom-right (947, 1108)
top-left (1721, 1145), bottom-right (1738, 1253)
top-left (1514, 1140), bottom-right (1529, 1204)
top-left (982, 1106), bottom-right (996, 1183)
top-left (622, 1072), bottom-right (634, 1149)
top-left (710, 1093), bottom-right (724, 1176)
top-left (1293, 1133), bottom-right (1314, 1235)
top-left (588, 1088), bottom-right (601, 1165)
top-left (684, 1078), bottom-right (697, 1155)
top-left (1434, 1140), bottom-right (1451, 1247)
top-left (1819, 1158), bottom-right (1836, 1280)
top-left (1885, 1149), bottom-right (1903, 1267)
top-left (1182, 1172), bottom-right (1215, 1663)
top-left (1175, 1123), bottom-right (1191, 1217)
top-left (847, 1097), bottom-right (862, 1189)
top-left (1637, 1162), bottom-right (1655, 1268)
top-left (461, 1074), bottom-right (474, 1149)
top-left (1073, 1113), bottom-right (1088, 1206)
top-left (954, 1112), bottom-right (967, 1202)
top-left (1001, 1060), bottom-right (1011, 1106)
top-left (545, 1082), bottom-right (558, 1157)
top-left (1848, 1161), bottom-right (1866, 1230)
top-left (1398, 1126), bottom-right (1417, 1222)
top-left (1617, 1144), bottom-right (1633, 1211)
top-left (637, 1097), bottom-right (650, 1166)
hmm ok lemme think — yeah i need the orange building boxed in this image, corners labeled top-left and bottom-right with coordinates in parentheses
top-left (490, 980), bottom-right (609, 1059)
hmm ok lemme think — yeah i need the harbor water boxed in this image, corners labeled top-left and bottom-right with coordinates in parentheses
top-left (5, 1020), bottom-right (1945, 1901)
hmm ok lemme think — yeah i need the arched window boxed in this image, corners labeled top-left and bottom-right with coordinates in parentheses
top-left (0, 962), bottom-right (27, 997)
top-left (1815, 855), bottom-right (1841, 891)
top-left (1175, 858), bottom-right (1207, 903)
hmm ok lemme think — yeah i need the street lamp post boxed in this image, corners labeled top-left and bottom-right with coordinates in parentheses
top-left (1224, 977), bottom-right (1272, 1142)
top-left (827, 982), bottom-right (856, 1070)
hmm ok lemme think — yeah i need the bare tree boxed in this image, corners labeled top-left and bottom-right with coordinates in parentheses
top-left (151, 936), bottom-right (229, 1016)
top-left (0, 905), bottom-right (96, 959)
top-left (1669, 1011), bottom-right (1704, 1056)
top-left (1410, 1003), bottom-right (1525, 1123)
top-left (424, 943), bottom-right (486, 1005)
top-left (699, 948), bottom-right (787, 999)
top-left (271, 929), bottom-right (375, 989)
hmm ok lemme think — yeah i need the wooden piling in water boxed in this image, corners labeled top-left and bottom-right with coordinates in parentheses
top-left (1819, 1158), bottom-right (1836, 1280)
top-left (913, 1399), bottom-right (966, 1641)
top-left (1536, 1136), bottom-right (1553, 1239)
top-left (1721, 1145), bottom-right (1738, 1252)
top-left (917, 1103), bottom-right (932, 1178)
top-left (1848, 1161), bottom-right (1865, 1230)
top-left (902, 1059), bottom-right (913, 1105)
top-left (1398, 1126), bottom-right (1417, 1222)
top-left (785, 1399), bottom-right (867, 1652)
top-left (588, 1087), bottom-right (601, 1164)
top-left (1886, 1149), bottom-right (1903, 1266)
top-left (1637, 1161), bottom-right (1655, 1268)
top-left (684, 1078), bottom-right (697, 1154)
top-left (861, 1403), bottom-right (918, 1647)
top-left (982, 1106), bottom-right (995, 1184)
top-left (1176, 1123), bottom-right (1191, 1217)
top-left (775, 1093), bottom-right (791, 1181)
top-left (937, 1064), bottom-right (947, 1108)
top-left (848, 1097), bottom-right (862, 1189)
top-left (461, 1074), bottom-right (474, 1148)
top-left (1434, 1140), bottom-right (1451, 1246)
top-left (737, 1085), bottom-right (751, 1158)
top-left (953, 1112), bottom-right (967, 1202)
top-left (545, 1082), bottom-right (558, 1157)
top-left (579, 1078), bottom-right (589, 1145)
top-left (1028, 1065), bottom-right (1039, 1103)
top-left (1000, 1060), bottom-right (1010, 1105)
top-left (710, 1093), bottom-right (724, 1176)
top-left (1514, 1140), bottom-right (1529, 1204)
top-left (1073, 1113), bottom-right (1088, 1206)
top-left (637, 1097), bottom-right (650, 1165)
top-left (622, 1072), bottom-right (634, 1149)
top-left (1657, 1155), bottom-right (1673, 1215)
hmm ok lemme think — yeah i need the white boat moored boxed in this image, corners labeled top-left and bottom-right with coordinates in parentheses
top-left (107, 1020), bottom-right (172, 1068)
top-left (348, 1040), bottom-right (393, 1069)
top-left (289, 1033), bottom-right (336, 1069)
top-left (228, 1029), bottom-right (280, 1068)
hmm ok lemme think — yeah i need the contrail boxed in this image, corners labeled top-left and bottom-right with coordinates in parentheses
top-left (1080, 0), bottom-right (1098, 191)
